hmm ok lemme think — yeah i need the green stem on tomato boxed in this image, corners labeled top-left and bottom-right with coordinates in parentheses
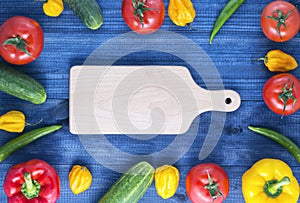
top-left (2, 36), bottom-right (33, 58)
top-left (204, 171), bottom-right (224, 201)
top-left (278, 80), bottom-right (296, 115)
top-left (248, 126), bottom-right (300, 163)
top-left (132, 0), bottom-right (154, 27)
top-left (266, 8), bottom-right (295, 41)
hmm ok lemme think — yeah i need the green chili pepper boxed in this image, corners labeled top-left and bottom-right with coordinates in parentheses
top-left (209, 0), bottom-right (245, 44)
top-left (0, 125), bottom-right (62, 163)
top-left (248, 126), bottom-right (300, 163)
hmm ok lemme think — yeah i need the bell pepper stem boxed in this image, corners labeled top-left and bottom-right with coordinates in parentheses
top-left (264, 176), bottom-right (290, 198)
top-left (268, 176), bottom-right (290, 195)
top-left (21, 172), bottom-right (41, 199)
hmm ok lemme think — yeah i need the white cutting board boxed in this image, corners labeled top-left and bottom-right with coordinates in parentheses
top-left (69, 66), bottom-right (241, 134)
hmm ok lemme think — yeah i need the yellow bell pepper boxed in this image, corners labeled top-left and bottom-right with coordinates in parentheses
top-left (155, 165), bottom-right (180, 199)
top-left (258, 50), bottom-right (298, 72)
top-left (43, 0), bottom-right (64, 17)
top-left (242, 158), bottom-right (299, 203)
top-left (0, 110), bottom-right (25, 133)
top-left (168, 0), bottom-right (196, 27)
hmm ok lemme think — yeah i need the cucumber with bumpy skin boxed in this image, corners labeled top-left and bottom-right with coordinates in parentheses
top-left (64, 0), bottom-right (103, 30)
top-left (0, 62), bottom-right (46, 104)
top-left (98, 161), bottom-right (154, 203)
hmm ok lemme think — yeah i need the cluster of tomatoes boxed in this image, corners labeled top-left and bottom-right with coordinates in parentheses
top-left (122, 0), bottom-right (300, 117)
top-left (261, 1), bottom-right (300, 116)
top-left (0, 1), bottom-right (164, 65)
top-left (185, 2), bottom-right (300, 201)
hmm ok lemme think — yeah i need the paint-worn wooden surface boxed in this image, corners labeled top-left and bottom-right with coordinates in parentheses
top-left (0, 0), bottom-right (300, 202)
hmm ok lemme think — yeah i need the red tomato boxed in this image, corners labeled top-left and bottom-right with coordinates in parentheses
top-left (186, 163), bottom-right (230, 203)
top-left (260, 1), bottom-right (300, 42)
top-left (263, 73), bottom-right (300, 116)
top-left (0, 16), bottom-right (44, 65)
top-left (122, 0), bottom-right (165, 34)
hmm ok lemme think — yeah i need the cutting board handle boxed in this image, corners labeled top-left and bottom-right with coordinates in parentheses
top-left (195, 89), bottom-right (241, 114)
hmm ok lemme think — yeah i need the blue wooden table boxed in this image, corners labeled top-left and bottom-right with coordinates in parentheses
top-left (0, 0), bottom-right (299, 202)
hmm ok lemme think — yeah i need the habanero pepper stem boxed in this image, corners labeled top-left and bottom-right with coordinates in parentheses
top-left (209, 0), bottom-right (245, 44)
top-left (248, 126), bottom-right (300, 163)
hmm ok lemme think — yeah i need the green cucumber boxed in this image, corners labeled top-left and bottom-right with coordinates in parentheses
top-left (98, 161), bottom-right (154, 203)
top-left (64, 0), bottom-right (103, 30)
top-left (0, 62), bottom-right (46, 104)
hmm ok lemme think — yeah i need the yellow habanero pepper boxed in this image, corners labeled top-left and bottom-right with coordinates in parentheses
top-left (242, 158), bottom-right (299, 203)
top-left (43, 0), bottom-right (64, 17)
top-left (155, 165), bottom-right (180, 199)
top-left (168, 0), bottom-right (196, 27)
top-left (0, 110), bottom-right (25, 133)
top-left (69, 165), bottom-right (93, 194)
top-left (258, 50), bottom-right (298, 72)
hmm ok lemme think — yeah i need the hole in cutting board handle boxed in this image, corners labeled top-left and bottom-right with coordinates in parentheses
top-left (225, 97), bottom-right (232, 105)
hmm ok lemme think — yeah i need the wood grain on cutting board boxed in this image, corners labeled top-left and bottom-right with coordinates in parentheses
top-left (69, 66), bottom-right (240, 134)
